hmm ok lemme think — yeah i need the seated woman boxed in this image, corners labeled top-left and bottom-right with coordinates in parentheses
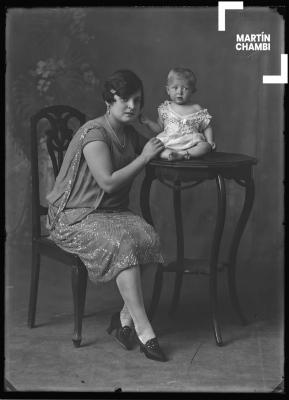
top-left (46, 70), bottom-right (167, 362)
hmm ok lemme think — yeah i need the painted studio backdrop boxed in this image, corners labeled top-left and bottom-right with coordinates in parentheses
top-left (6, 7), bottom-right (283, 298)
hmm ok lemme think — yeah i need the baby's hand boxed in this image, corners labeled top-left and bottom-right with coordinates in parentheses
top-left (208, 141), bottom-right (216, 151)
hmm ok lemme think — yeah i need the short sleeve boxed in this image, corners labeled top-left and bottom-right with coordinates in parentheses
top-left (199, 109), bottom-right (212, 131)
top-left (157, 101), bottom-right (169, 123)
top-left (82, 126), bottom-right (110, 150)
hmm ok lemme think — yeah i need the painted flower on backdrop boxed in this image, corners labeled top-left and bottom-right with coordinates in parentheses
top-left (13, 58), bottom-right (99, 120)
top-left (12, 8), bottom-right (97, 121)
top-left (29, 59), bottom-right (99, 96)
top-left (80, 63), bottom-right (100, 90)
top-left (69, 9), bottom-right (94, 44)
top-left (31, 58), bottom-right (67, 95)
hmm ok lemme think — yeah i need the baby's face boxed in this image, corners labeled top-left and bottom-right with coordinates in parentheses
top-left (166, 77), bottom-right (194, 105)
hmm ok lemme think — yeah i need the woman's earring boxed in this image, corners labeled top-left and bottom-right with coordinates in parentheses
top-left (107, 104), bottom-right (110, 115)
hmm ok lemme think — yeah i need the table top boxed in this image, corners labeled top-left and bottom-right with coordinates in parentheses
top-left (149, 152), bottom-right (258, 169)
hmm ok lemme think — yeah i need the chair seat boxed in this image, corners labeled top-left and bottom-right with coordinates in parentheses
top-left (34, 236), bottom-right (79, 266)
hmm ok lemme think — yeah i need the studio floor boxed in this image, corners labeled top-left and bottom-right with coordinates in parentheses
top-left (5, 240), bottom-right (284, 393)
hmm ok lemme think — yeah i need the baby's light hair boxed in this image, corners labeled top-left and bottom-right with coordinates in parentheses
top-left (167, 67), bottom-right (197, 91)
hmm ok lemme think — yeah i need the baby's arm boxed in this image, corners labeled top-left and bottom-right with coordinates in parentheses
top-left (204, 125), bottom-right (216, 150)
top-left (139, 115), bottom-right (163, 134)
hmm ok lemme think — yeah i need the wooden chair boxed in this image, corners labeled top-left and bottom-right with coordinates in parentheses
top-left (27, 105), bottom-right (88, 347)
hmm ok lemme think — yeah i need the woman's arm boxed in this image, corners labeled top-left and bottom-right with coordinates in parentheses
top-left (83, 138), bottom-right (164, 194)
top-left (139, 115), bottom-right (163, 134)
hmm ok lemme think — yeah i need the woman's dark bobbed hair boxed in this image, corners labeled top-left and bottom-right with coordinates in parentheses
top-left (102, 70), bottom-right (144, 108)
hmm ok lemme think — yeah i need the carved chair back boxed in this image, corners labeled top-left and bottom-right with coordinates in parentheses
top-left (30, 105), bottom-right (86, 238)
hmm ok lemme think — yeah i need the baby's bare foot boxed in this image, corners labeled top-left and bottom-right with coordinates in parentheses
top-left (160, 149), bottom-right (185, 160)
top-left (167, 151), bottom-right (184, 161)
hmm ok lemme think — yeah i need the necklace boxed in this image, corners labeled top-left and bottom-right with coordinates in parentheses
top-left (105, 115), bottom-right (126, 149)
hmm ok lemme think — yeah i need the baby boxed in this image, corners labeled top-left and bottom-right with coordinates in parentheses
top-left (140, 67), bottom-right (216, 160)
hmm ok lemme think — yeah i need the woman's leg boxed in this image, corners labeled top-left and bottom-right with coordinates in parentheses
top-left (116, 265), bottom-right (155, 344)
top-left (120, 303), bottom-right (133, 327)
top-left (119, 262), bottom-right (154, 327)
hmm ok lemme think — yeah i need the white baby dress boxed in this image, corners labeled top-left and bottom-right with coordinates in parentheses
top-left (156, 101), bottom-right (212, 151)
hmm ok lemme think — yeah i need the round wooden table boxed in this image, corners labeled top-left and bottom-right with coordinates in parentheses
top-left (140, 152), bottom-right (258, 346)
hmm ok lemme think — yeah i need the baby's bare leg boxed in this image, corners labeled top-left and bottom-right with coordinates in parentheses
top-left (186, 142), bottom-right (212, 158)
top-left (159, 149), bottom-right (184, 160)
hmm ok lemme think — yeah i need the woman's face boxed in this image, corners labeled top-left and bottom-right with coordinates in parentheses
top-left (109, 90), bottom-right (142, 123)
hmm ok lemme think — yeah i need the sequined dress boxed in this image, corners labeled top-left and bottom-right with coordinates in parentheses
top-left (46, 118), bottom-right (164, 284)
top-left (156, 101), bottom-right (212, 151)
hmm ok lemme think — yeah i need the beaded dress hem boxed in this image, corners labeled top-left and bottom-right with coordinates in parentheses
top-left (49, 209), bottom-right (164, 284)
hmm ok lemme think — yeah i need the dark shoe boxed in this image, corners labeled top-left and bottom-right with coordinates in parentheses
top-left (106, 312), bottom-right (134, 350)
top-left (137, 336), bottom-right (168, 362)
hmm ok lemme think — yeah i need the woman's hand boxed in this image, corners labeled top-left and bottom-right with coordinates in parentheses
top-left (140, 137), bottom-right (165, 163)
top-left (138, 114), bottom-right (150, 125)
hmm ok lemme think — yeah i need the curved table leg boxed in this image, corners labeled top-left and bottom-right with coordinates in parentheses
top-left (140, 166), bottom-right (155, 226)
top-left (140, 167), bottom-right (165, 320)
top-left (227, 177), bottom-right (255, 325)
top-left (169, 182), bottom-right (184, 316)
top-left (210, 174), bottom-right (226, 346)
top-left (148, 263), bottom-right (164, 321)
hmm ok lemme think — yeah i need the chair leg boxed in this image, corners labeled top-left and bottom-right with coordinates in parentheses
top-left (27, 244), bottom-right (40, 328)
top-left (71, 261), bottom-right (88, 348)
top-left (148, 264), bottom-right (164, 321)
